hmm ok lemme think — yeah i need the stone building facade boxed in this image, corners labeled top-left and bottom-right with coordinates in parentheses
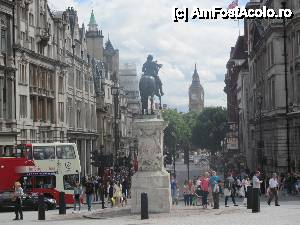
top-left (0, 0), bottom-right (16, 153)
top-left (188, 64), bottom-right (204, 113)
top-left (224, 36), bottom-right (248, 172)
top-left (14, 0), bottom-right (97, 176)
top-left (85, 11), bottom-right (120, 160)
top-left (233, 0), bottom-right (300, 174)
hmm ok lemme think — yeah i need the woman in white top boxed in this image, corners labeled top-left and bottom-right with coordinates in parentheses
top-left (241, 176), bottom-right (251, 205)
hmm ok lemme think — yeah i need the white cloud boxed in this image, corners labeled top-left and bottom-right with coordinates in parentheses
top-left (48, 0), bottom-right (241, 110)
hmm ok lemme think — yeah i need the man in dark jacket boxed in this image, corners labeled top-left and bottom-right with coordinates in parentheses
top-left (85, 178), bottom-right (94, 211)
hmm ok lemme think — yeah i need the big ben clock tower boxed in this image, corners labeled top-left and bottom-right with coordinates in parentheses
top-left (189, 64), bottom-right (204, 113)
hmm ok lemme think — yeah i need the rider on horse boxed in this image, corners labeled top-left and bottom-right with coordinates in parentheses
top-left (142, 55), bottom-right (164, 96)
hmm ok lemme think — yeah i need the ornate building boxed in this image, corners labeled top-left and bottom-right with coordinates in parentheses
top-left (0, 0), bottom-right (16, 153)
top-left (189, 64), bottom-right (204, 113)
top-left (233, 0), bottom-right (300, 174)
top-left (14, 1), bottom-right (97, 176)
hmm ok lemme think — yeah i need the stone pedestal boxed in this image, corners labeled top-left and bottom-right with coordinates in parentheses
top-left (131, 115), bottom-right (171, 214)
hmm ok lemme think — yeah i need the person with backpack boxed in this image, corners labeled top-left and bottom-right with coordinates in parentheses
top-left (224, 173), bottom-right (238, 207)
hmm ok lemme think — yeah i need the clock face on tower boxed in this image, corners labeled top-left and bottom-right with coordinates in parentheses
top-left (191, 93), bottom-right (198, 101)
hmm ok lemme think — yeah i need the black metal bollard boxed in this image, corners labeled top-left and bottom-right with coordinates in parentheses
top-left (141, 192), bottom-right (149, 220)
top-left (38, 194), bottom-right (45, 220)
top-left (59, 192), bottom-right (66, 215)
top-left (252, 188), bottom-right (260, 213)
top-left (247, 186), bottom-right (253, 209)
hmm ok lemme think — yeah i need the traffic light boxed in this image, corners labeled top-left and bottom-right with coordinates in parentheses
top-left (184, 149), bottom-right (189, 165)
top-left (91, 151), bottom-right (101, 167)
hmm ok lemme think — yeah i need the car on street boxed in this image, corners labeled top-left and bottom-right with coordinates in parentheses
top-left (0, 191), bottom-right (57, 211)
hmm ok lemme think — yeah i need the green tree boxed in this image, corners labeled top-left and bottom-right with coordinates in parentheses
top-left (162, 109), bottom-right (196, 148)
top-left (192, 107), bottom-right (227, 155)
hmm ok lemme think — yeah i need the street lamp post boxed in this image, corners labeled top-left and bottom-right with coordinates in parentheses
top-left (282, 0), bottom-right (291, 173)
top-left (111, 85), bottom-right (119, 170)
top-left (257, 94), bottom-right (263, 172)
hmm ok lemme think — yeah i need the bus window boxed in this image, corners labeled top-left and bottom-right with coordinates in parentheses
top-left (20, 176), bottom-right (33, 192)
top-left (56, 145), bottom-right (75, 159)
top-left (34, 176), bottom-right (56, 189)
top-left (33, 146), bottom-right (55, 160)
top-left (63, 174), bottom-right (79, 190)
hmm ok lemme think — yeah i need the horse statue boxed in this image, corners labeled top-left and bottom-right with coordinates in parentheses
top-left (139, 55), bottom-right (163, 115)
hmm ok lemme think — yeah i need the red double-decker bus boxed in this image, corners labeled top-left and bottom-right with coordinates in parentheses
top-left (0, 143), bottom-right (81, 204)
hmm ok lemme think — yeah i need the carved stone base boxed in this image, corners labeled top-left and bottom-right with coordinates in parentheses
top-left (131, 115), bottom-right (171, 214)
top-left (131, 170), bottom-right (171, 213)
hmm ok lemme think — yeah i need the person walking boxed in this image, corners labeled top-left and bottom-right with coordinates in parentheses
top-left (242, 176), bottom-right (251, 205)
top-left (13, 181), bottom-right (23, 220)
top-left (85, 178), bottom-right (94, 211)
top-left (170, 176), bottom-right (178, 205)
top-left (201, 172), bottom-right (210, 209)
top-left (187, 180), bottom-right (195, 206)
top-left (182, 180), bottom-right (189, 206)
top-left (224, 173), bottom-right (238, 207)
top-left (268, 173), bottom-right (280, 206)
top-left (252, 171), bottom-right (262, 213)
top-left (73, 180), bottom-right (83, 213)
top-left (209, 171), bottom-right (220, 209)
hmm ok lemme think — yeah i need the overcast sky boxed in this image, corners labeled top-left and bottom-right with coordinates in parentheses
top-left (48, 0), bottom-right (248, 112)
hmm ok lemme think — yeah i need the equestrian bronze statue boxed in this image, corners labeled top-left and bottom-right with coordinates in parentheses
top-left (139, 55), bottom-right (164, 115)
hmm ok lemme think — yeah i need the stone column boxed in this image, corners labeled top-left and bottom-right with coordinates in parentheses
top-left (131, 115), bottom-right (171, 213)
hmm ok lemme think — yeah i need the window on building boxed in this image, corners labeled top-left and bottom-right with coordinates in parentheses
top-left (38, 43), bottom-right (44, 55)
top-left (30, 37), bottom-right (35, 51)
top-left (0, 28), bottom-right (6, 52)
top-left (60, 131), bottom-right (64, 142)
top-left (47, 131), bottom-right (53, 142)
top-left (47, 72), bottom-right (54, 90)
top-left (58, 76), bottom-right (64, 93)
top-left (19, 95), bottom-right (27, 118)
top-left (30, 96), bottom-right (34, 120)
top-left (20, 129), bottom-right (27, 142)
top-left (19, 63), bottom-right (27, 84)
top-left (85, 103), bottom-right (90, 129)
top-left (85, 75), bottom-right (89, 92)
top-left (30, 130), bottom-right (36, 142)
top-left (76, 70), bottom-right (82, 90)
top-left (67, 97), bottom-right (72, 127)
top-left (77, 102), bottom-right (81, 128)
top-left (68, 68), bottom-right (74, 87)
top-left (58, 102), bottom-right (64, 122)
top-left (21, 31), bottom-right (25, 41)
top-left (47, 100), bottom-right (53, 123)
top-left (20, 7), bottom-right (27, 20)
top-left (29, 13), bottom-right (34, 26)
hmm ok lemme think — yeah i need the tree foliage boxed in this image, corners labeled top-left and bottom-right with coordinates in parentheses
top-left (162, 109), bottom-right (196, 149)
top-left (191, 107), bottom-right (227, 154)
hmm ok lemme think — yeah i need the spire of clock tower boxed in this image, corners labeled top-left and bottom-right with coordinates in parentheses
top-left (189, 63), bottom-right (204, 113)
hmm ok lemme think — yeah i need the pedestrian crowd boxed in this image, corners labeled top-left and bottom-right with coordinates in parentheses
top-left (72, 167), bottom-right (132, 213)
top-left (171, 170), bottom-right (300, 210)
